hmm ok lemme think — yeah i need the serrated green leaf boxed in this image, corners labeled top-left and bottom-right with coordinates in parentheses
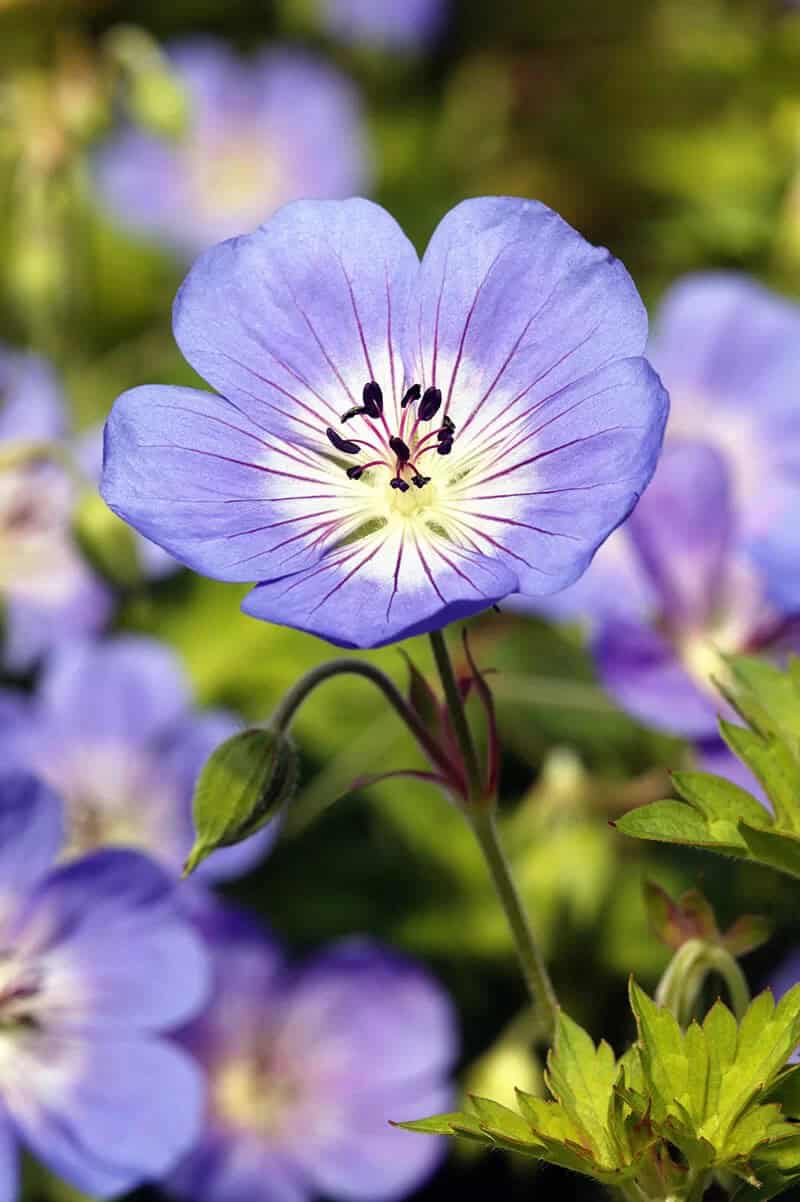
top-left (738, 823), bottom-right (800, 881)
top-left (545, 1012), bottom-right (619, 1166)
top-left (469, 1095), bottom-right (537, 1144)
top-left (704, 1000), bottom-right (739, 1123)
top-left (629, 981), bottom-right (691, 1126)
top-left (727, 655), bottom-right (800, 746)
top-left (720, 721), bottom-right (800, 832)
top-left (672, 771), bottom-right (770, 831)
top-left (392, 1111), bottom-right (489, 1139)
top-left (615, 799), bottom-right (743, 850)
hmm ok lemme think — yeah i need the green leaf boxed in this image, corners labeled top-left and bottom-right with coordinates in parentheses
top-left (545, 1011), bottom-right (619, 1166)
top-left (672, 770), bottom-right (770, 833)
top-left (468, 1095), bottom-right (538, 1145)
top-left (738, 822), bottom-right (800, 881)
top-left (615, 799), bottom-right (743, 850)
top-left (392, 1112), bottom-right (490, 1141)
top-left (720, 721), bottom-right (800, 832)
top-left (184, 727), bottom-right (297, 874)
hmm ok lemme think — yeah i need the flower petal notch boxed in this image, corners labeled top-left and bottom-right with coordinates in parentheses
top-left (102, 196), bottom-right (669, 649)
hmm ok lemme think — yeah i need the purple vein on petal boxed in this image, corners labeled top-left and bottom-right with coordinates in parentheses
top-left (386, 531), bottom-right (405, 620)
top-left (443, 244), bottom-right (506, 418)
top-left (413, 534), bottom-right (447, 604)
top-left (309, 534), bottom-right (388, 615)
top-left (470, 426), bottom-right (631, 490)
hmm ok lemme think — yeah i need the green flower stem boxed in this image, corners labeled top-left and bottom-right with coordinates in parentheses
top-left (428, 627), bottom-right (559, 1041)
top-left (655, 938), bottom-right (751, 1025)
top-left (269, 657), bottom-right (454, 780)
top-left (428, 629), bottom-right (484, 802)
top-left (469, 802), bottom-right (559, 1041)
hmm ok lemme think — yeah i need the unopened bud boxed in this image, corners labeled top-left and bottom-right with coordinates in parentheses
top-left (184, 728), bottom-right (297, 875)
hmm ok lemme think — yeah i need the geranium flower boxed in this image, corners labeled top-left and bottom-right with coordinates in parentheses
top-left (593, 441), bottom-right (796, 740)
top-left (167, 896), bottom-right (457, 1202)
top-left (524, 272), bottom-right (800, 625)
top-left (0, 346), bottom-right (111, 670)
top-left (94, 41), bottom-right (370, 256)
top-left (101, 196), bottom-right (668, 649)
top-left (0, 773), bottom-right (209, 1199)
top-left (0, 635), bottom-right (275, 880)
top-left (320, 0), bottom-right (447, 49)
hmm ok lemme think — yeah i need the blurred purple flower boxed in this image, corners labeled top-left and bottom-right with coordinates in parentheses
top-left (95, 41), bottom-right (370, 257)
top-left (525, 273), bottom-right (800, 628)
top-left (320, 0), bottom-right (446, 48)
top-left (593, 441), bottom-right (795, 740)
top-left (0, 346), bottom-right (111, 670)
top-left (0, 635), bottom-right (275, 880)
top-left (168, 897), bottom-right (458, 1202)
top-left (101, 196), bottom-right (668, 649)
top-left (0, 773), bottom-right (209, 1199)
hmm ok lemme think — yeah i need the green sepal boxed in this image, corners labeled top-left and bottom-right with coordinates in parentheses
top-left (184, 727), bottom-right (296, 874)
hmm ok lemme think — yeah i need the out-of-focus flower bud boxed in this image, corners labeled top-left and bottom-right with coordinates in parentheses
top-left (73, 487), bottom-right (142, 590)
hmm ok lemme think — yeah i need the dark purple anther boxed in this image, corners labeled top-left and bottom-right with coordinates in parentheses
top-left (390, 477), bottom-right (410, 492)
top-left (401, 383), bottom-right (421, 408)
top-left (326, 427), bottom-right (361, 455)
top-left (389, 436), bottom-right (411, 462)
top-left (346, 465), bottom-right (364, 480)
top-left (362, 381), bottom-right (384, 418)
top-left (411, 474), bottom-right (430, 488)
top-left (436, 439), bottom-right (453, 456)
top-left (418, 387), bottom-right (442, 422)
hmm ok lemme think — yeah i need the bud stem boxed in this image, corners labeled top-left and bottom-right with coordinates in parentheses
top-left (270, 657), bottom-right (456, 781)
top-left (655, 937), bottom-right (751, 1025)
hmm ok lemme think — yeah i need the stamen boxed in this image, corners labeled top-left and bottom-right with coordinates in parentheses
top-left (437, 438), bottom-right (453, 456)
top-left (389, 436), bottom-right (411, 463)
top-left (440, 415), bottom-right (456, 435)
top-left (418, 387), bottom-right (442, 422)
top-left (326, 428), bottom-right (361, 455)
top-left (401, 384), bottom-right (421, 409)
top-left (346, 465), bottom-right (364, 480)
top-left (340, 405), bottom-right (366, 423)
top-left (411, 474), bottom-right (430, 488)
top-left (362, 381), bottom-right (383, 418)
top-left (390, 477), bottom-right (410, 492)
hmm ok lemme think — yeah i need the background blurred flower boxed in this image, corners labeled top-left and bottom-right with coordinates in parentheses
top-left (0, 345), bottom-right (111, 671)
top-left (0, 635), bottom-right (275, 880)
top-left (319, 0), bottom-right (447, 49)
top-left (593, 441), bottom-right (796, 740)
top-left (168, 896), bottom-right (457, 1202)
top-left (0, 773), bottom-right (209, 1200)
top-left (101, 195), bottom-right (668, 649)
top-left (94, 40), bottom-right (371, 256)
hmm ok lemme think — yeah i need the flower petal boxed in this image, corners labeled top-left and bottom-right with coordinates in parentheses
top-left (280, 940), bottom-right (458, 1085)
top-left (458, 356), bottom-right (668, 598)
top-left (18, 850), bottom-right (210, 1030)
top-left (102, 384), bottom-right (363, 583)
top-left (0, 350), bottom-right (66, 443)
top-left (508, 527), bottom-right (656, 626)
top-left (172, 198), bottom-right (420, 436)
top-left (11, 1035), bottom-right (204, 1198)
top-left (3, 573), bottom-right (111, 674)
top-left (0, 1110), bottom-right (18, 1202)
top-left (242, 520), bottom-right (517, 648)
top-left (36, 636), bottom-right (190, 748)
top-left (302, 1079), bottom-right (451, 1202)
top-left (626, 441), bottom-right (733, 626)
top-left (0, 774), bottom-right (63, 911)
top-left (409, 196), bottom-right (649, 439)
top-left (169, 1135), bottom-right (309, 1202)
top-left (651, 272), bottom-right (800, 546)
top-left (594, 617), bottom-right (720, 738)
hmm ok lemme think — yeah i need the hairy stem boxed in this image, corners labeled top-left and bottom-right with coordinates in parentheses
top-left (470, 803), bottom-right (559, 1041)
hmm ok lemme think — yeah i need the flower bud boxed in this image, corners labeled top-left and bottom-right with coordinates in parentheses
top-left (184, 728), bottom-right (297, 875)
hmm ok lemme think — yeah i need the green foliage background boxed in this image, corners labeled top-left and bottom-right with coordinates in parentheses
top-left (3, 1), bottom-right (800, 1199)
